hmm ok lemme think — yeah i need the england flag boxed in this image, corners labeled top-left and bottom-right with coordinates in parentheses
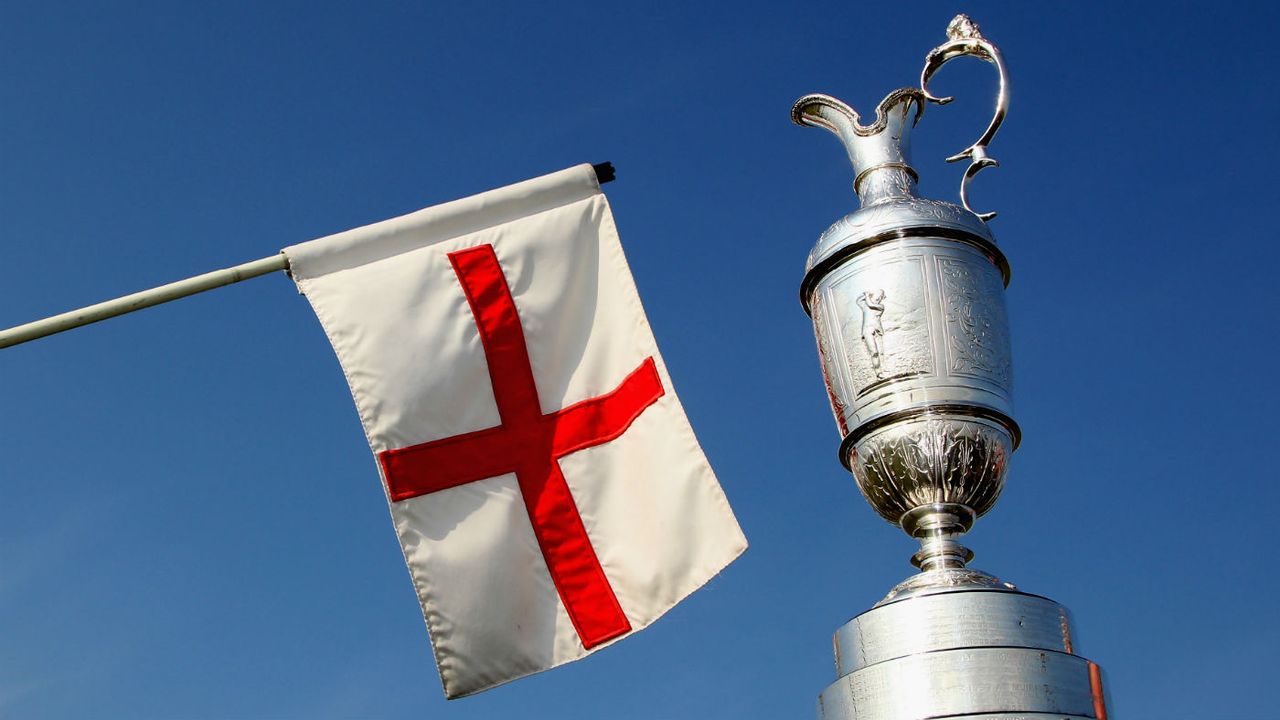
top-left (282, 164), bottom-right (747, 698)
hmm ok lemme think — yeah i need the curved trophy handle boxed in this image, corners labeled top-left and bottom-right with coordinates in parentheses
top-left (920, 15), bottom-right (1008, 221)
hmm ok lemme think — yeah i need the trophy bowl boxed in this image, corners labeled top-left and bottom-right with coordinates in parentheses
top-left (850, 414), bottom-right (1010, 526)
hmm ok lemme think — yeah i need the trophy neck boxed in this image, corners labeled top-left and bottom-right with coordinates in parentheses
top-left (855, 165), bottom-right (918, 206)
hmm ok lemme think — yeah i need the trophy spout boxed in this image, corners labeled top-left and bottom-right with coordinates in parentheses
top-left (791, 89), bottom-right (924, 207)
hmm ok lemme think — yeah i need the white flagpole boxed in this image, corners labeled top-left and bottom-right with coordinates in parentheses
top-left (0, 163), bottom-right (617, 351)
top-left (0, 253), bottom-right (288, 349)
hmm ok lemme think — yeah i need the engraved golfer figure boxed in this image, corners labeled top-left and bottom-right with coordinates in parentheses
top-left (857, 289), bottom-right (886, 376)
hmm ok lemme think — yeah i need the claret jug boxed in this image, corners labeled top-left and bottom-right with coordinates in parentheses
top-left (792, 16), bottom-right (1109, 719)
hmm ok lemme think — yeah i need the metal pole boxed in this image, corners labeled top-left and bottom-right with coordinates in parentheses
top-left (0, 162), bottom-right (618, 351)
top-left (0, 253), bottom-right (289, 349)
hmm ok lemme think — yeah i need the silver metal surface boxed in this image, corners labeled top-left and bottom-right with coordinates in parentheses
top-left (799, 200), bottom-right (1006, 300)
top-left (0, 253), bottom-right (289, 349)
top-left (819, 585), bottom-right (1108, 720)
top-left (805, 226), bottom-right (1016, 461)
top-left (877, 566), bottom-right (1015, 605)
top-left (921, 15), bottom-right (1009, 221)
top-left (810, 239), bottom-right (1014, 436)
top-left (850, 415), bottom-right (1011, 524)
top-left (794, 15), bottom-right (1016, 569)
top-left (818, 647), bottom-right (1098, 720)
top-left (792, 89), bottom-right (924, 210)
top-left (824, 588), bottom-right (1104, 720)
top-left (835, 589), bottom-right (1072, 676)
top-left (793, 16), bottom-right (1109, 719)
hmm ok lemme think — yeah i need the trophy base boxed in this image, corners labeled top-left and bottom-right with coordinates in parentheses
top-left (817, 571), bottom-right (1108, 720)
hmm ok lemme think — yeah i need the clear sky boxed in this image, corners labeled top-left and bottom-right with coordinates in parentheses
top-left (2, 2), bottom-right (1277, 718)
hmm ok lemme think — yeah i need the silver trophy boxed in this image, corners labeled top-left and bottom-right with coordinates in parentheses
top-left (793, 16), bottom-right (1109, 719)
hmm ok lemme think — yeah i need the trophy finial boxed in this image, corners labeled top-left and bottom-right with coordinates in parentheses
top-left (921, 14), bottom-right (1009, 221)
top-left (946, 13), bottom-right (985, 41)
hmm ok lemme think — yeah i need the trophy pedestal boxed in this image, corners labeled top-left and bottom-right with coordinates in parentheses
top-left (817, 577), bottom-right (1108, 720)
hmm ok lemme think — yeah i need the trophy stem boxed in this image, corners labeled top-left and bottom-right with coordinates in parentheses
top-left (902, 503), bottom-right (975, 571)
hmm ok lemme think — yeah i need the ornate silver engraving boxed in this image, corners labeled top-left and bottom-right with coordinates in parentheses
top-left (806, 197), bottom-right (1005, 295)
top-left (822, 257), bottom-right (934, 397)
top-left (938, 257), bottom-right (1011, 386)
top-left (877, 566), bottom-right (1015, 605)
top-left (794, 20), bottom-right (1110, 719)
top-left (796, 13), bottom-right (1016, 575)
top-left (850, 416), bottom-right (1010, 523)
top-left (816, 198), bottom-right (977, 246)
top-left (807, 239), bottom-right (1016, 443)
top-left (856, 290), bottom-right (886, 377)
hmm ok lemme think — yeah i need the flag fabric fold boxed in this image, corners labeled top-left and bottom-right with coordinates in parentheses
top-left (282, 164), bottom-right (747, 698)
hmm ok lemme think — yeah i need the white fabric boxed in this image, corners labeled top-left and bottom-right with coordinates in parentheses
top-left (282, 165), bottom-right (747, 698)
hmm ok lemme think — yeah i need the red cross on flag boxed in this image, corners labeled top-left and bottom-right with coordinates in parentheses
top-left (282, 165), bottom-right (747, 698)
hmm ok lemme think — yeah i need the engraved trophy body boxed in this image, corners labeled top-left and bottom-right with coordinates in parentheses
top-left (793, 16), bottom-right (1109, 719)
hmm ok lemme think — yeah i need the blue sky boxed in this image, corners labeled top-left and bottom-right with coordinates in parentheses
top-left (2, 1), bottom-right (1278, 717)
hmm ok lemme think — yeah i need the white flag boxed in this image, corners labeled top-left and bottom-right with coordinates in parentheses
top-left (282, 164), bottom-right (747, 698)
